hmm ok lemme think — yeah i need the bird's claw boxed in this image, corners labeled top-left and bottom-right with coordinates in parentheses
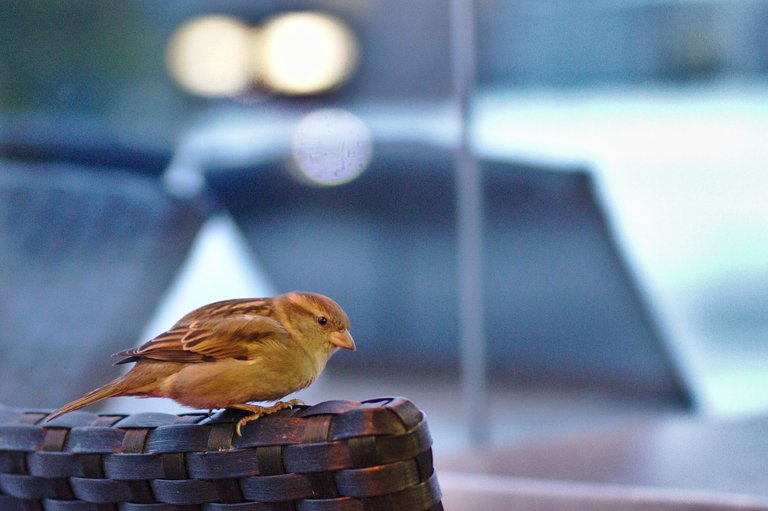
top-left (232, 399), bottom-right (305, 436)
top-left (235, 413), bottom-right (261, 437)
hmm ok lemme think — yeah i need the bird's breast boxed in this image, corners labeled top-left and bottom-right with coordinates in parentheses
top-left (161, 354), bottom-right (321, 409)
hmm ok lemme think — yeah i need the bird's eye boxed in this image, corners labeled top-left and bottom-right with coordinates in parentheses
top-left (316, 315), bottom-right (328, 326)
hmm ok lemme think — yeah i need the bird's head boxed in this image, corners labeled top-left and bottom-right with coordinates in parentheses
top-left (274, 291), bottom-right (356, 354)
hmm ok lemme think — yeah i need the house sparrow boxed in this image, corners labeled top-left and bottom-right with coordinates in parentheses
top-left (47, 291), bottom-right (356, 435)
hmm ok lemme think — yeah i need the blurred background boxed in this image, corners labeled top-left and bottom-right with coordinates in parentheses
top-left (1, 0), bottom-right (767, 467)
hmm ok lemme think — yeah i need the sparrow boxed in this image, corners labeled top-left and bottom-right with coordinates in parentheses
top-left (47, 291), bottom-right (356, 435)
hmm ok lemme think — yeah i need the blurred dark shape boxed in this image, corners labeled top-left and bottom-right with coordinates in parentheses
top-left (0, 127), bottom-right (208, 408)
top-left (0, 115), bottom-right (171, 176)
top-left (205, 142), bottom-right (690, 405)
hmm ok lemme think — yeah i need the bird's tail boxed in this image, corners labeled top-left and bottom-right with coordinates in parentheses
top-left (46, 377), bottom-right (127, 422)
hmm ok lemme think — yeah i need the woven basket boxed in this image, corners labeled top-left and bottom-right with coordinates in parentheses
top-left (0, 397), bottom-right (442, 511)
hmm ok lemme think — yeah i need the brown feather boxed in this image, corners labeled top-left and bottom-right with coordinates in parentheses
top-left (46, 363), bottom-right (171, 421)
top-left (171, 298), bottom-right (274, 327)
top-left (114, 305), bottom-right (287, 365)
top-left (46, 381), bottom-right (123, 420)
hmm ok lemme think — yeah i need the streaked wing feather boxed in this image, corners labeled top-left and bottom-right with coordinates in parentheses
top-left (182, 316), bottom-right (289, 359)
top-left (113, 314), bottom-right (288, 364)
top-left (171, 298), bottom-right (273, 328)
top-left (113, 326), bottom-right (199, 364)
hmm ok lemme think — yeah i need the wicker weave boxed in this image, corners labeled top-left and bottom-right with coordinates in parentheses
top-left (0, 397), bottom-right (442, 511)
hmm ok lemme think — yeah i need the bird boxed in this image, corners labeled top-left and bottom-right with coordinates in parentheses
top-left (47, 291), bottom-right (356, 435)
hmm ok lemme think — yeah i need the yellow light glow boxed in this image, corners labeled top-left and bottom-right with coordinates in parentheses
top-left (166, 15), bottom-right (253, 97)
top-left (258, 12), bottom-right (359, 95)
top-left (292, 109), bottom-right (372, 186)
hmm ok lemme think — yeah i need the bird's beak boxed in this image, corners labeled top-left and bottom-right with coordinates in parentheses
top-left (330, 329), bottom-right (356, 351)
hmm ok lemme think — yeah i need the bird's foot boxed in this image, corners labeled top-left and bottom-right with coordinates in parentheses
top-left (229, 399), bottom-right (305, 436)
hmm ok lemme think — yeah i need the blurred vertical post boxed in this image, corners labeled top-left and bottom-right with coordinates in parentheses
top-left (451, 0), bottom-right (489, 445)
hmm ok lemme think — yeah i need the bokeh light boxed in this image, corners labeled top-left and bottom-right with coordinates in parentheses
top-left (258, 12), bottom-right (359, 95)
top-left (166, 15), bottom-right (254, 98)
top-left (291, 108), bottom-right (372, 186)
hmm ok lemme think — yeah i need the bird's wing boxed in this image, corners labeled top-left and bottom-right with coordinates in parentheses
top-left (113, 315), bottom-right (290, 365)
top-left (171, 298), bottom-right (273, 327)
